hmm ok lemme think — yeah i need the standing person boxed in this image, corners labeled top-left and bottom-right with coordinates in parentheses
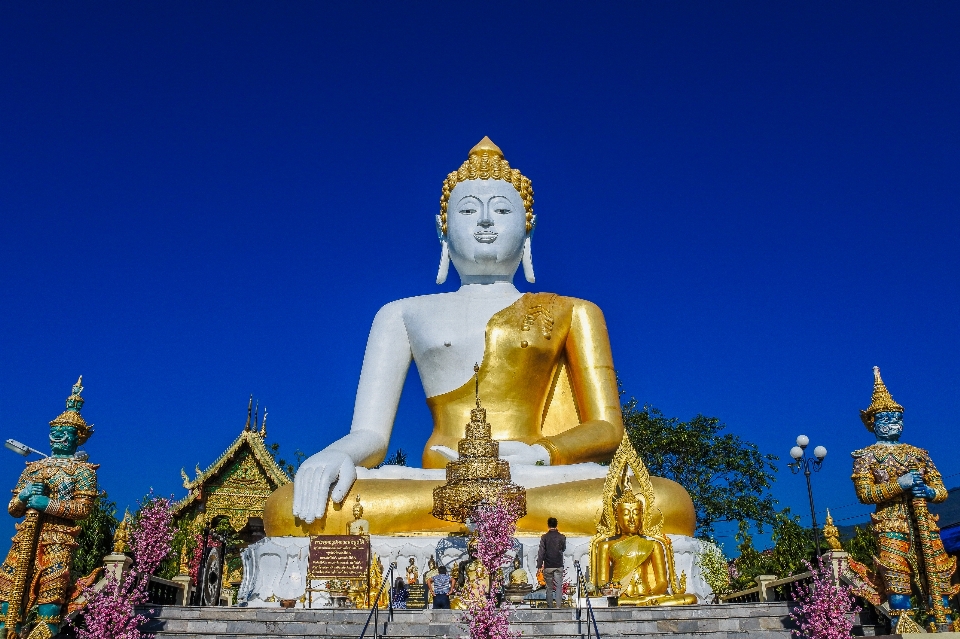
top-left (392, 576), bottom-right (409, 609)
top-left (427, 565), bottom-right (452, 609)
top-left (537, 517), bottom-right (566, 608)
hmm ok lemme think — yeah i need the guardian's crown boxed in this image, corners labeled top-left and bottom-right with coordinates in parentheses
top-left (860, 366), bottom-right (904, 431)
top-left (49, 376), bottom-right (94, 444)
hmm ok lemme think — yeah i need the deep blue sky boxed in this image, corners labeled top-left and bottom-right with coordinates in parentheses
top-left (2, 2), bottom-right (958, 549)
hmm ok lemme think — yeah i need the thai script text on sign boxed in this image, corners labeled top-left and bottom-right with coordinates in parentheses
top-left (308, 535), bottom-right (370, 579)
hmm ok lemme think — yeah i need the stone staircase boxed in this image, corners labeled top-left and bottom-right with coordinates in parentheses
top-left (140, 603), bottom-right (797, 638)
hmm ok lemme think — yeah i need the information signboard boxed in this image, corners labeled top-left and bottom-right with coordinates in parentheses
top-left (307, 535), bottom-right (370, 580)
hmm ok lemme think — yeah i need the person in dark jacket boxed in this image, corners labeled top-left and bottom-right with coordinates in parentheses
top-left (536, 517), bottom-right (566, 608)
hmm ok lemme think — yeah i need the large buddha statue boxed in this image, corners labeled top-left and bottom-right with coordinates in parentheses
top-left (263, 137), bottom-right (695, 536)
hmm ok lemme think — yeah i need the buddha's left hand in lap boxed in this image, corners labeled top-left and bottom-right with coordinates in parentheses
top-left (430, 441), bottom-right (550, 466)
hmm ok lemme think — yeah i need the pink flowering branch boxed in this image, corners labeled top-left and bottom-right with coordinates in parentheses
top-left (789, 556), bottom-right (860, 639)
top-left (71, 493), bottom-right (176, 639)
top-left (460, 498), bottom-right (523, 639)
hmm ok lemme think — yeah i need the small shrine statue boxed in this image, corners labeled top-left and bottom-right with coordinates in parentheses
top-left (347, 495), bottom-right (369, 536)
top-left (421, 556), bottom-right (438, 604)
top-left (112, 510), bottom-right (131, 554)
top-left (822, 509), bottom-right (842, 551)
top-left (0, 378), bottom-right (99, 639)
top-left (593, 488), bottom-right (696, 606)
top-left (368, 554), bottom-right (386, 607)
top-left (508, 556), bottom-right (529, 585)
top-left (451, 539), bottom-right (489, 610)
top-left (406, 557), bottom-right (419, 585)
top-left (846, 367), bottom-right (958, 631)
top-left (503, 556), bottom-right (533, 603)
top-left (590, 436), bottom-right (695, 607)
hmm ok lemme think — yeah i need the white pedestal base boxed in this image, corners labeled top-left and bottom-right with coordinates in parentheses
top-left (238, 534), bottom-right (715, 606)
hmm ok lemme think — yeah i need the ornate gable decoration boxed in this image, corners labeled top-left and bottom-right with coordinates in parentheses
top-left (174, 398), bottom-right (290, 531)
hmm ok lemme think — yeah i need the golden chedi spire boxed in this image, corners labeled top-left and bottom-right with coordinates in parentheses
top-left (860, 366), bottom-right (904, 431)
top-left (432, 365), bottom-right (527, 523)
top-left (50, 376), bottom-right (93, 444)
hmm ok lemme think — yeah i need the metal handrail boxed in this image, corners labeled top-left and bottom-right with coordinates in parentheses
top-left (573, 560), bottom-right (601, 639)
top-left (360, 562), bottom-right (396, 639)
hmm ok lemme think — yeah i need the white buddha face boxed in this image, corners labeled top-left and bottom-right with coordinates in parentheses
top-left (445, 179), bottom-right (527, 282)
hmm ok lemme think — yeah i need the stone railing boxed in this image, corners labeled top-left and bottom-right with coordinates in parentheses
top-left (102, 552), bottom-right (191, 605)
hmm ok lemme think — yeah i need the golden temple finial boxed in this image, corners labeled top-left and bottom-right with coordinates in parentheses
top-left (860, 366), bottom-right (904, 431)
top-left (823, 508), bottom-right (842, 551)
top-left (50, 375), bottom-right (93, 444)
top-left (469, 136), bottom-right (504, 159)
top-left (474, 363), bottom-right (480, 408)
top-left (439, 137), bottom-right (534, 236)
top-left (244, 395), bottom-right (253, 431)
top-left (260, 408), bottom-right (267, 438)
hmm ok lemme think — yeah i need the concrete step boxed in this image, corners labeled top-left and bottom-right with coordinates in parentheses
top-left (140, 603), bottom-right (798, 638)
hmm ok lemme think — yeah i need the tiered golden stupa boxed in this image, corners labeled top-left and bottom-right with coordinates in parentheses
top-left (432, 366), bottom-right (526, 523)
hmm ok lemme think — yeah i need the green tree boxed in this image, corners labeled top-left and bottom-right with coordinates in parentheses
top-left (729, 521), bottom-right (770, 591)
top-left (71, 491), bottom-right (119, 579)
top-left (621, 401), bottom-right (778, 538)
top-left (266, 441), bottom-right (303, 479)
top-left (843, 525), bottom-right (878, 566)
top-left (767, 509), bottom-right (815, 578)
top-left (375, 448), bottom-right (407, 468)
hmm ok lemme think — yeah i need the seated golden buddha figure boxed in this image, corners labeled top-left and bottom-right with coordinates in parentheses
top-left (263, 137), bottom-right (695, 537)
top-left (594, 489), bottom-right (696, 606)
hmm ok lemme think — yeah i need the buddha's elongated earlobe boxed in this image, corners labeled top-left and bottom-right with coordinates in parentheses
top-left (522, 237), bottom-right (535, 283)
top-left (436, 239), bottom-right (450, 284)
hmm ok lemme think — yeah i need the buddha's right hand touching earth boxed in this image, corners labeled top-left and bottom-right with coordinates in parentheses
top-left (293, 449), bottom-right (357, 523)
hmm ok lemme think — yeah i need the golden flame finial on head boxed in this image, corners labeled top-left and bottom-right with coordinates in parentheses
top-left (439, 137), bottom-right (534, 237)
top-left (50, 375), bottom-right (93, 445)
top-left (615, 484), bottom-right (641, 510)
top-left (469, 136), bottom-right (504, 159)
top-left (860, 366), bottom-right (904, 431)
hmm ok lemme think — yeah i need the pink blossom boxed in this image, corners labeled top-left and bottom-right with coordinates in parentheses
top-left (71, 494), bottom-right (176, 639)
top-left (460, 498), bottom-right (523, 639)
top-left (789, 556), bottom-right (860, 639)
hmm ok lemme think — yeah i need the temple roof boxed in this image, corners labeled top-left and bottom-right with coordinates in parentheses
top-left (172, 398), bottom-right (290, 524)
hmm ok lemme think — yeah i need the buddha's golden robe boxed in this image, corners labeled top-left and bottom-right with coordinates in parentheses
top-left (264, 293), bottom-right (696, 536)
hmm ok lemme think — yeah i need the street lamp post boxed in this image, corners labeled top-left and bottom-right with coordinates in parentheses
top-left (788, 435), bottom-right (828, 558)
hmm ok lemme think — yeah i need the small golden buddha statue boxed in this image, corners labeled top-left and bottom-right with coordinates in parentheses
top-left (594, 489), bottom-right (696, 606)
top-left (347, 495), bottom-right (369, 536)
top-left (406, 557), bottom-right (420, 585)
top-left (421, 556), bottom-right (438, 603)
top-left (369, 555), bottom-right (386, 607)
top-left (590, 437), bottom-right (695, 606)
top-left (504, 556), bottom-right (533, 603)
top-left (451, 556), bottom-right (489, 610)
top-left (509, 556), bottom-right (529, 585)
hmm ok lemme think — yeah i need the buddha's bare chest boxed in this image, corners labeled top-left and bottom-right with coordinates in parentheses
top-left (402, 295), bottom-right (522, 368)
